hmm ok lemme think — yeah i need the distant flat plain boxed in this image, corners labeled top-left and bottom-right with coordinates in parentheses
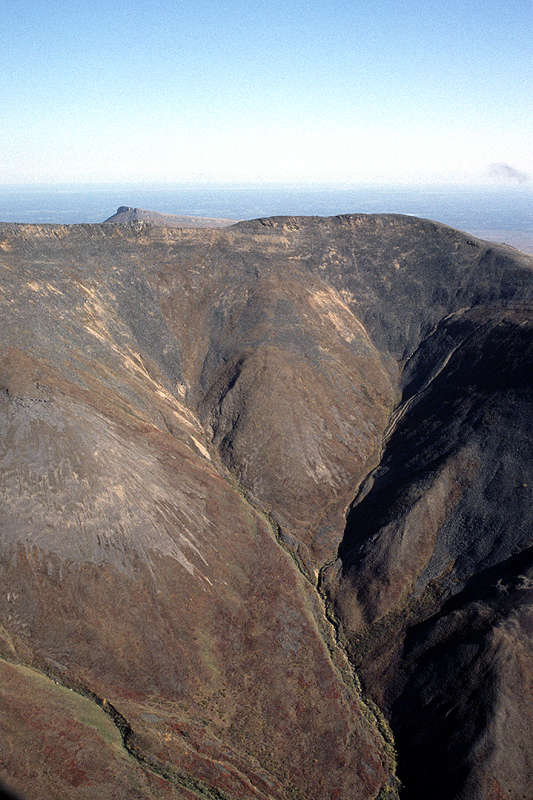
top-left (1, 183), bottom-right (532, 254)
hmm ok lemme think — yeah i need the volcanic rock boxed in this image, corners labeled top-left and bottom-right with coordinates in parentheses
top-left (0, 213), bottom-right (532, 799)
top-left (103, 206), bottom-right (236, 228)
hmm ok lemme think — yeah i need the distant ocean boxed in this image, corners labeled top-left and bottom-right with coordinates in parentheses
top-left (1, 182), bottom-right (532, 253)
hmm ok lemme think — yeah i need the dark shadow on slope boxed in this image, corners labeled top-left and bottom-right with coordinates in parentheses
top-left (340, 306), bottom-right (533, 578)
top-left (390, 546), bottom-right (533, 799)
top-left (332, 307), bottom-right (533, 799)
top-left (0, 782), bottom-right (23, 800)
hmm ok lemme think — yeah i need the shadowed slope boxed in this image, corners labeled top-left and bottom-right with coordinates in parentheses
top-left (324, 306), bottom-right (533, 799)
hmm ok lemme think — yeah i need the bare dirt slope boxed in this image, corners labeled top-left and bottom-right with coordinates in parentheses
top-left (1, 214), bottom-right (533, 799)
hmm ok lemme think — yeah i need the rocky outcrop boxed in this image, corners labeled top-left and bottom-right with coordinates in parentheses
top-left (103, 206), bottom-right (236, 228)
top-left (0, 214), bottom-right (533, 799)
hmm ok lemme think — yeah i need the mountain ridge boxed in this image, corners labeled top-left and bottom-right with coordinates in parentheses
top-left (103, 205), bottom-right (237, 228)
top-left (1, 213), bottom-right (533, 799)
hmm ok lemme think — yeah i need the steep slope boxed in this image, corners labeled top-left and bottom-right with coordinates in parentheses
top-left (1, 214), bottom-right (533, 799)
top-left (324, 306), bottom-right (533, 798)
top-left (0, 220), bottom-right (397, 800)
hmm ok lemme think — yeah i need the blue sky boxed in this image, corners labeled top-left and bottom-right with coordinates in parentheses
top-left (2, 0), bottom-right (532, 185)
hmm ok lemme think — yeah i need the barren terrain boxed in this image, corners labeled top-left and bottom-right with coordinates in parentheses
top-left (1, 214), bottom-right (533, 799)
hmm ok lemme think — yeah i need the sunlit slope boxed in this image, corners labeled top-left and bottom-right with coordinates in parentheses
top-left (1, 214), bottom-right (533, 799)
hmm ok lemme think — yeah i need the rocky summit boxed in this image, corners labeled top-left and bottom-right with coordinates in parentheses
top-left (0, 213), bottom-right (533, 800)
top-left (103, 206), bottom-right (236, 228)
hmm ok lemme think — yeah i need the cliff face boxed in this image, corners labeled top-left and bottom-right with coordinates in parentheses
top-left (0, 215), bottom-right (532, 799)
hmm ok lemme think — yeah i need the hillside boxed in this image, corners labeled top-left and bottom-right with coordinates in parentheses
top-left (1, 214), bottom-right (533, 799)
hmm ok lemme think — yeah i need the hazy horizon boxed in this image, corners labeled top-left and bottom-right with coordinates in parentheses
top-left (1, 182), bottom-right (532, 254)
top-left (3, 0), bottom-right (532, 186)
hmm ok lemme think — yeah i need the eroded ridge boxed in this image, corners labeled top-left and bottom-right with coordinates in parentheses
top-left (1, 215), bottom-right (533, 799)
